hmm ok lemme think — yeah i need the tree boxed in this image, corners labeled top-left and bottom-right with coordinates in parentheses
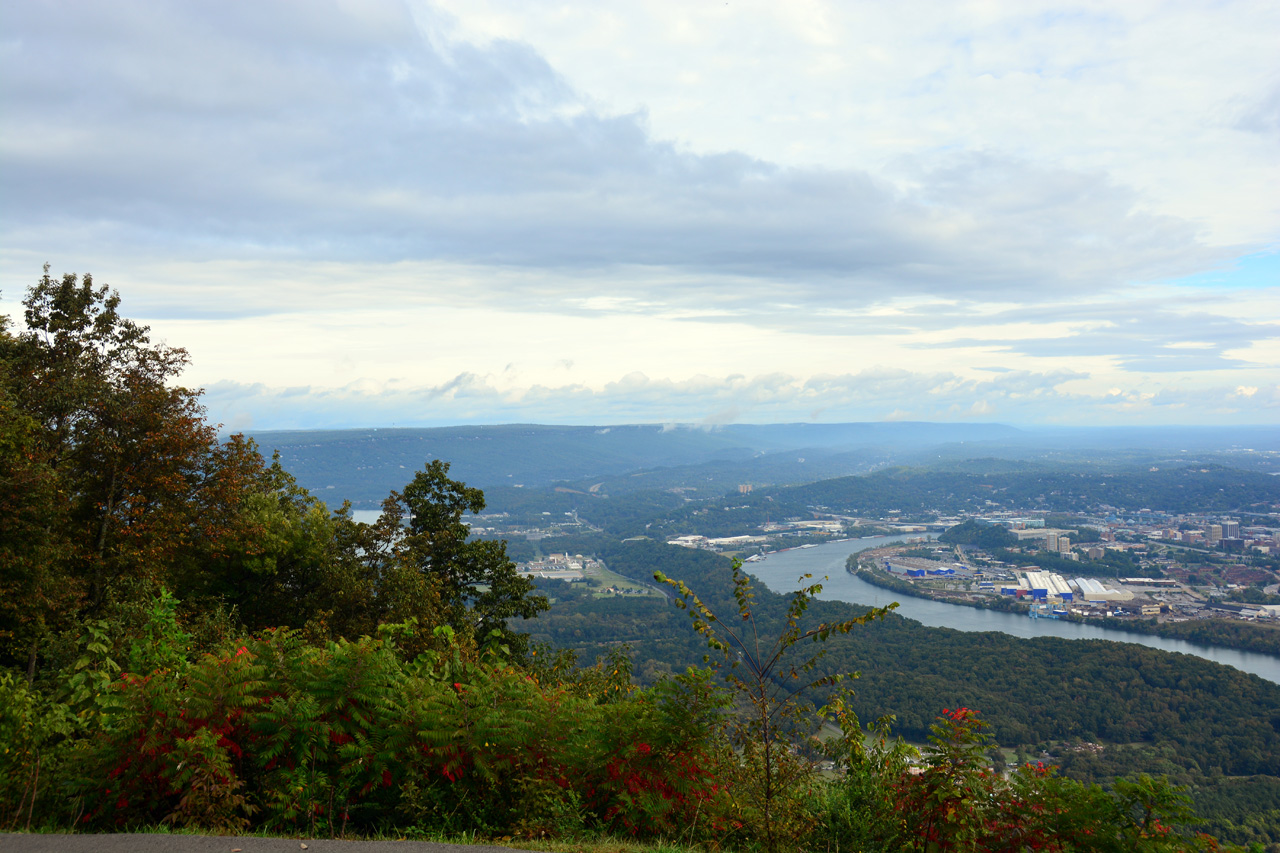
top-left (2, 267), bottom-right (547, 674)
top-left (938, 519), bottom-right (1016, 550)
top-left (176, 451), bottom-right (382, 641)
top-left (381, 460), bottom-right (548, 654)
top-left (0, 324), bottom-right (71, 678)
top-left (0, 267), bottom-right (264, 674)
top-left (183, 454), bottom-right (547, 657)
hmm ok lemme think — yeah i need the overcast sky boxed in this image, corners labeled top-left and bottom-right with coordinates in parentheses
top-left (2, 0), bottom-right (1277, 429)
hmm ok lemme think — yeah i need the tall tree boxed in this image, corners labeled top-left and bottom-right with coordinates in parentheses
top-left (187, 452), bottom-right (394, 642)
top-left (386, 460), bottom-right (548, 652)
top-left (2, 267), bottom-right (547, 672)
top-left (0, 267), bottom-right (262, 671)
top-left (0, 317), bottom-right (71, 677)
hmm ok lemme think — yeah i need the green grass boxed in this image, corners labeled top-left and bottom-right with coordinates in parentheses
top-left (11, 824), bottom-right (713, 853)
top-left (589, 565), bottom-right (660, 596)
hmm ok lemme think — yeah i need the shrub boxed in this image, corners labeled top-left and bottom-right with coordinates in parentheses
top-left (62, 622), bottom-right (733, 841)
top-left (817, 704), bottom-right (1221, 852)
top-left (0, 672), bottom-right (79, 829)
top-left (656, 559), bottom-right (894, 852)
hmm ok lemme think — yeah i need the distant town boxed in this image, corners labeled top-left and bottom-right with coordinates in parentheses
top-left (491, 492), bottom-right (1280, 628)
top-left (853, 509), bottom-right (1279, 625)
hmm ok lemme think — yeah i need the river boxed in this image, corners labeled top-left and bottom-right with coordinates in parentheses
top-left (749, 536), bottom-right (1280, 685)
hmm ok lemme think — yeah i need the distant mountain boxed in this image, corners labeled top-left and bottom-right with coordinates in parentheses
top-left (248, 424), bottom-right (753, 505)
top-left (778, 463), bottom-right (1280, 516)
top-left (717, 421), bottom-right (1026, 450)
top-left (246, 422), bottom-right (1025, 506)
top-left (243, 422), bottom-right (1280, 508)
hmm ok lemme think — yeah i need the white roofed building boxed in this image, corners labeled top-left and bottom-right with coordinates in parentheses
top-left (1070, 577), bottom-right (1132, 602)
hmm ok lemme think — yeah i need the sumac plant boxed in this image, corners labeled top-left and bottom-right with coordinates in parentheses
top-left (819, 705), bottom-right (1221, 853)
top-left (65, 619), bottom-right (733, 841)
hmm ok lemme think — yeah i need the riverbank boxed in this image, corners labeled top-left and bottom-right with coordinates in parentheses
top-left (851, 562), bottom-right (1030, 616)
top-left (1088, 614), bottom-right (1280, 658)
top-left (747, 535), bottom-right (1280, 683)
top-left (848, 553), bottom-right (1280, 659)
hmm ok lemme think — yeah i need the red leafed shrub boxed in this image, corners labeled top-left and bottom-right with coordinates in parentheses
top-left (818, 703), bottom-right (1220, 853)
top-left (67, 625), bottom-right (736, 841)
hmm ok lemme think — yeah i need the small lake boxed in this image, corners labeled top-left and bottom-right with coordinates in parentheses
top-left (750, 536), bottom-right (1280, 685)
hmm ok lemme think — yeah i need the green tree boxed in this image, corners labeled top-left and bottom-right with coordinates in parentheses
top-left (0, 357), bottom-right (69, 679)
top-left (3, 267), bottom-right (550, 677)
top-left (0, 268), bottom-right (288, 676)
top-left (383, 460), bottom-right (548, 654)
top-left (177, 451), bottom-right (377, 640)
top-left (0, 268), bottom-right (267, 675)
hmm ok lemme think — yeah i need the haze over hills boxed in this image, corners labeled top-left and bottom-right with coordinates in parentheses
top-left (245, 422), bottom-right (1280, 509)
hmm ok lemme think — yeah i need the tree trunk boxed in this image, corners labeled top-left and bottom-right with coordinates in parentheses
top-left (90, 464), bottom-right (118, 608)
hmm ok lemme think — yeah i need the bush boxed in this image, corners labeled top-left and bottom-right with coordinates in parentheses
top-left (816, 705), bottom-right (1220, 852)
top-left (60, 624), bottom-right (732, 841)
top-left (0, 672), bottom-right (79, 829)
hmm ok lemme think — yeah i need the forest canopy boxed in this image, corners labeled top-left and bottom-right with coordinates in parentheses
top-left (0, 267), bottom-right (546, 676)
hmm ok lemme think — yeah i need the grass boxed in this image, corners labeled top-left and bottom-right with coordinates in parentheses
top-left (12, 824), bottom-right (712, 853)
top-left (507, 838), bottom-right (706, 853)
top-left (589, 565), bottom-right (660, 596)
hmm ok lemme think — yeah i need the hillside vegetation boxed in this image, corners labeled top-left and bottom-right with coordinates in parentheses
top-left (2, 271), bottom-right (1271, 850)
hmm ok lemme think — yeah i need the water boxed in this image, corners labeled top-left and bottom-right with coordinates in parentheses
top-left (749, 536), bottom-right (1280, 685)
top-left (347, 513), bottom-right (1280, 684)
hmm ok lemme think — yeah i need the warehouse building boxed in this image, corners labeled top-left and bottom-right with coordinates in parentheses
top-left (1071, 577), bottom-right (1132, 602)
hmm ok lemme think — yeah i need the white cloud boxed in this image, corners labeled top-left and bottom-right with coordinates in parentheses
top-left (200, 366), bottom-right (1280, 431)
top-left (2, 1), bottom-right (1277, 428)
top-left (0, 1), bottom-right (1233, 296)
top-left (432, 0), bottom-right (1280, 245)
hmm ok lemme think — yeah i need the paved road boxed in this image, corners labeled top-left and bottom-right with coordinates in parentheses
top-left (0, 835), bottom-right (517, 853)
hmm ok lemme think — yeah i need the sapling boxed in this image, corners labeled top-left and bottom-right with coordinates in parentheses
top-left (655, 559), bottom-right (895, 853)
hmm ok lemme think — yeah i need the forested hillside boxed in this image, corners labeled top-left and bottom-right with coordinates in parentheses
top-left (493, 464), bottom-right (1280, 546)
top-left (783, 465), bottom-right (1280, 516)
top-left (523, 537), bottom-right (1280, 845)
top-left (3, 271), bottom-right (1273, 849)
top-left (524, 539), bottom-right (1280, 772)
top-left (255, 423), bottom-right (1280, 510)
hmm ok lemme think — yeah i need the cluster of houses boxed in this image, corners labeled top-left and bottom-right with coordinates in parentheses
top-left (972, 511), bottom-right (1279, 556)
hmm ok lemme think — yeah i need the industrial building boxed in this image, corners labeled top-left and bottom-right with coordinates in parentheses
top-left (1024, 571), bottom-right (1074, 601)
top-left (1005, 571), bottom-right (1132, 603)
top-left (1071, 577), bottom-right (1131, 602)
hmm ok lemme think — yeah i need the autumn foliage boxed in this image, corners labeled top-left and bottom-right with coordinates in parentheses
top-left (0, 270), bottom-right (1228, 850)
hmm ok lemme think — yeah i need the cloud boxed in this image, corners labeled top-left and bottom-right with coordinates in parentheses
top-left (938, 309), bottom-right (1280, 372)
top-left (1235, 81), bottom-right (1280, 134)
top-left (196, 366), bottom-right (1280, 432)
top-left (432, 0), bottom-right (1280, 243)
top-left (1, 0), bottom-right (1229, 310)
top-left (4, 1), bottom-right (1277, 430)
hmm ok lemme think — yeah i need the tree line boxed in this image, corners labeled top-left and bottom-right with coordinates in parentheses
top-left (1, 269), bottom-right (1266, 850)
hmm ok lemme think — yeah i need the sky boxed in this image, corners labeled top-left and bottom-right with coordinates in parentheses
top-left (2, 0), bottom-right (1278, 430)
